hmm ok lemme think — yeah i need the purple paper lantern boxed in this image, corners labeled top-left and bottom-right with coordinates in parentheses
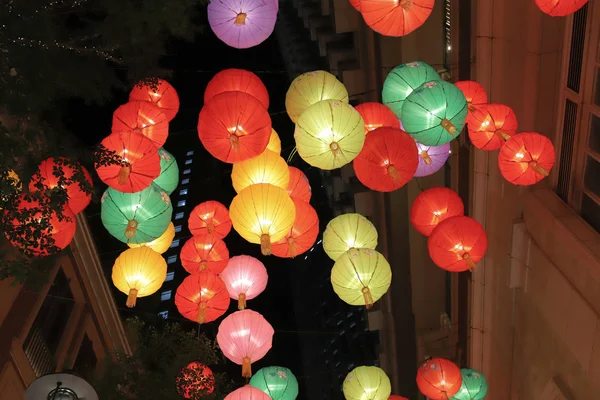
top-left (414, 140), bottom-right (451, 177)
top-left (208, 0), bottom-right (278, 49)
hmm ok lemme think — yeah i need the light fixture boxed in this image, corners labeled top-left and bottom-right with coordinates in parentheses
top-left (25, 373), bottom-right (98, 400)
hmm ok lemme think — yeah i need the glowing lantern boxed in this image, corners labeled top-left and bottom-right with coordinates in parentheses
top-left (323, 213), bottom-right (378, 261)
top-left (267, 129), bottom-right (282, 154)
top-left (230, 183), bottom-right (296, 255)
top-left (189, 200), bottom-right (232, 239)
top-left (468, 104), bottom-right (517, 150)
top-left (111, 247), bottom-right (167, 308)
top-left (129, 78), bottom-right (180, 122)
top-left (220, 255), bottom-right (268, 309)
top-left (414, 141), bottom-right (451, 177)
top-left (231, 150), bottom-right (290, 193)
top-left (250, 366), bottom-right (299, 400)
top-left (498, 132), bottom-right (555, 186)
top-left (180, 234), bottom-right (230, 275)
top-left (353, 127), bottom-right (418, 192)
top-left (6, 193), bottom-right (76, 256)
top-left (100, 185), bottom-right (173, 244)
top-left (295, 99), bottom-right (365, 170)
top-left (217, 309), bottom-right (274, 378)
top-left (204, 68), bottom-right (269, 109)
top-left (416, 358), bottom-right (462, 400)
top-left (127, 222), bottom-right (175, 254)
top-left (343, 366), bottom-right (391, 400)
top-left (454, 80), bottom-right (488, 124)
top-left (285, 70), bottom-right (349, 123)
top-left (428, 216), bottom-right (488, 272)
top-left (112, 101), bottom-right (169, 148)
top-left (355, 102), bottom-right (401, 133)
top-left (286, 166), bottom-right (312, 202)
top-left (225, 386), bottom-right (272, 400)
top-left (410, 187), bottom-right (464, 236)
top-left (197, 91), bottom-right (271, 163)
top-left (207, 0), bottom-right (277, 49)
top-left (176, 361), bottom-right (216, 399)
top-left (452, 368), bottom-right (488, 400)
top-left (95, 131), bottom-right (161, 193)
top-left (350, 0), bottom-right (361, 11)
top-left (331, 248), bottom-right (391, 308)
top-left (153, 148), bottom-right (179, 195)
top-left (29, 157), bottom-right (93, 214)
top-left (535, 0), bottom-right (588, 16)
top-left (402, 80), bottom-right (468, 146)
top-left (175, 272), bottom-right (230, 324)
top-left (361, 0), bottom-right (434, 37)
top-left (382, 61), bottom-right (440, 119)
top-left (272, 199), bottom-right (319, 258)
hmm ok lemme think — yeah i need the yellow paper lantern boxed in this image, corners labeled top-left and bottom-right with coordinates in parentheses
top-left (112, 247), bottom-right (167, 308)
top-left (266, 129), bottom-right (282, 154)
top-left (230, 183), bottom-right (296, 256)
top-left (285, 70), bottom-right (349, 123)
top-left (331, 248), bottom-right (391, 308)
top-left (231, 150), bottom-right (290, 193)
top-left (343, 366), bottom-right (391, 400)
top-left (323, 213), bottom-right (378, 261)
top-left (294, 100), bottom-right (365, 170)
top-left (127, 222), bottom-right (175, 254)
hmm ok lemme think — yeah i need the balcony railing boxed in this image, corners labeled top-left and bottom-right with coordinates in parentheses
top-left (23, 327), bottom-right (56, 377)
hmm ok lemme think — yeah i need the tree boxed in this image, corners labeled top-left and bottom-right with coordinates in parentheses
top-left (92, 317), bottom-right (232, 399)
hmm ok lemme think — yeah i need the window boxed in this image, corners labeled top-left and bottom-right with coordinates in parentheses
top-left (158, 310), bottom-right (169, 319)
top-left (175, 212), bottom-right (185, 220)
top-left (185, 159), bottom-right (193, 165)
top-left (165, 271), bottom-right (175, 282)
top-left (174, 225), bottom-right (182, 233)
top-left (161, 290), bottom-right (172, 301)
top-left (177, 200), bottom-right (186, 207)
top-left (183, 169), bottom-right (191, 175)
top-left (170, 239), bottom-right (180, 248)
top-left (72, 334), bottom-right (97, 379)
top-left (179, 189), bottom-right (188, 196)
top-left (186, 151), bottom-right (195, 156)
top-left (167, 255), bottom-right (177, 264)
top-left (181, 178), bottom-right (190, 185)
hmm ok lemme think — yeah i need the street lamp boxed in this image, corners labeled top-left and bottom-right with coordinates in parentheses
top-left (25, 373), bottom-right (98, 400)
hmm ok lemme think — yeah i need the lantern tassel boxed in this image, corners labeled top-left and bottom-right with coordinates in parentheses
top-left (362, 286), bottom-right (374, 309)
top-left (441, 392), bottom-right (449, 400)
top-left (420, 150), bottom-right (433, 165)
top-left (197, 302), bottom-right (207, 324)
top-left (124, 219), bottom-right (138, 239)
top-left (463, 253), bottom-right (477, 272)
top-left (441, 118), bottom-right (457, 135)
top-left (126, 288), bottom-right (138, 308)
top-left (117, 164), bottom-right (131, 185)
top-left (238, 293), bottom-right (247, 310)
top-left (199, 260), bottom-right (208, 271)
top-left (206, 222), bottom-right (214, 235)
top-left (234, 12), bottom-right (247, 25)
top-left (494, 129), bottom-right (511, 141)
top-left (230, 134), bottom-right (240, 151)
top-left (529, 161), bottom-right (549, 177)
top-left (387, 165), bottom-right (401, 182)
top-left (468, 104), bottom-right (477, 113)
top-left (287, 237), bottom-right (297, 258)
top-left (241, 356), bottom-right (252, 378)
top-left (260, 234), bottom-right (272, 256)
top-left (330, 141), bottom-right (340, 157)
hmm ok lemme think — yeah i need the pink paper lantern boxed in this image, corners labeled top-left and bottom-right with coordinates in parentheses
top-left (207, 0), bottom-right (278, 49)
top-left (225, 385), bottom-right (272, 400)
top-left (414, 141), bottom-right (451, 177)
top-left (217, 309), bottom-right (274, 378)
top-left (219, 255), bottom-right (268, 310)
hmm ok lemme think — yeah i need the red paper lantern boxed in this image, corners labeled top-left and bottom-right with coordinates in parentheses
top-left (410, 187), bottom-right (464, 236)
top-left (535, 0), bottom-right (588, 16)
top-left (454, 80), bottom-right (488, 124)
top-left (467, 104), bottom-right (518, 151)
top-left (197, 92), bottom-right (271, 163)
top-left (498, 132), bottom-right (555, 186)
top-left (428, 216), bottom-right (487, 272)
top-left (360, 0), bottom-right (434, 37)
top-left (112, 101), bottom-right (169, 148)
top-left (416, 358), bottom-right (462, 400)
top-left (355, 102), bottom-right (401, 134)
top-left (353, 127), bottom-right (418, 192)
top-left (204, 69), bottom-right (269, 109)
top-left (180, 234), bottom-right (230, 275)
top-left (176, 361), bottom-right (216, 399)
top-left (95, 131), bottom-right (161, 193)
top-left (272, 199), bottom-right (319, 258)
top-left (350, 0), bottom-right (361, 11)
top-left (129, 78), bottom-right (180, 122)
top-left (29, 157), bottom-right (93, 214)
top-left (5, 194), bottom-right (76, 256)
top-left (188, 201), bottom-right (232, 239)
top-left (175, 272), bottom-right (230, 324)
top-left (287, 166), bottom-right (312, 203)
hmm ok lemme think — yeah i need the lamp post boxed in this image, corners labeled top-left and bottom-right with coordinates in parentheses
top-left (25, 373), bottom-right (98, 400)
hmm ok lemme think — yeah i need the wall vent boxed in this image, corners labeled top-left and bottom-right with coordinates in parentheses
top-left (556, 99), bottom-right (578, 202)
top-left (566, 4), bottom-right (588, 93)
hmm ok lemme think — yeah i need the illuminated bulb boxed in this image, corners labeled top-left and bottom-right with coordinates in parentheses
top-left (516, 152), bottom-right (524, 159)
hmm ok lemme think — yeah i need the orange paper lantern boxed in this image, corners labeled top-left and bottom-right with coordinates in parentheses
top-left (355, 102), bottom-right (401, 134)
top-left (272, 199), bottom-right (319, 258)
top-left (175, 272), bottom-right (230, 324)
top-left (498, 132), bottom-right (555, 186)
top-left (467, 104), bottom-right (518, 151)
top-left (454, 80), bottom-right (488, 124)
top-left (350, 0), bottom-right (361, 11)
top-left (180, 234), bottom-right (230, 275)
top-left (129, 78), bottom-right (180, 122)
top-left (535, 0), bottom-right (588, 16)
top-left (188, 201), bottom-right (232, 239)
top-left (410, 187), bottom-right (464, 236)
top-left (416, 358), bottom-right (462, 400)
top-left (360, 0), bottom-right (434, 37)
top-left (286, 166), bottom-right (312, 203)
top-left (428, 216), bottom-right (487, 272)
top-left (112, 101), bottom-right (169, 148)
top-left (204, 68), bottom-right (269, 109)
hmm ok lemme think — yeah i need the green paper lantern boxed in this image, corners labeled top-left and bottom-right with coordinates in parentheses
top-left (249, 366), bottom-right (299, 400)
top-left (401, 80), bottom-right (468, 146)
top-left (153, 147), bottom-right (179, 195)
top-left (382, 61), bottom-right (440, 120)
top-left (101, 184), bottom-right (173, 244)
top-left (451, 368), bottom-right (488, 400)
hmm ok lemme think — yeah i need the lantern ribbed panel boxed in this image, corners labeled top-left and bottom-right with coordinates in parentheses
top-left (343, 366), bottom-right (391, 400)
top-left (454, 80), bottom-right (488, 124)
top-left (414, 141), bottom-right (451, 177)
top-left (286, 167), bottom-right (312, 202)
top-left (225, 385), bottom-right (273, 400)
top-left (175, 272), bottom-right (230, 324)
top-left (267, 129), bottom-right (282, 154)
top-left (111, 247), bottom-right (167, 299)
top-left (535, 0), bottom-right (588, 16)
top-left (249, 366), bottom-right (299, 400)
top-left (355, 102), bottom-right (401, 134)
top-left (128, 222), bottom-right (175, 254)
top-left (323, 213), bottom-right (378, 261)
top-left (220, 255), bottom-right (268, 302)
top-left (153, 148), bottom-right (179, 195)
top-left (498, 132), bottom-right (555, 186)
top-left (231, 150), bottom-right (290, 193)
top-left (204, 68), bottom-right (269, 108)
top-left (468, 104), bottom-right (518, 151)
top-left (416, 358), bottom-right (462, 400)
top-left (180, 234), bottom-right (230, 275)
top-left (410, 187), bottom-right (464, 236)
top-left (360, 0), bottom-right (434, 37)
top-left (112, 101), bottom-right (169, 148)
top-left (272, 199), bottom-right (319, 258)
top-left (452, 368), bottom-right (488, 400)
top-left (188, 201), bottom-right (232, 239)
top-left (129, 78), bottom-right (180, 122)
